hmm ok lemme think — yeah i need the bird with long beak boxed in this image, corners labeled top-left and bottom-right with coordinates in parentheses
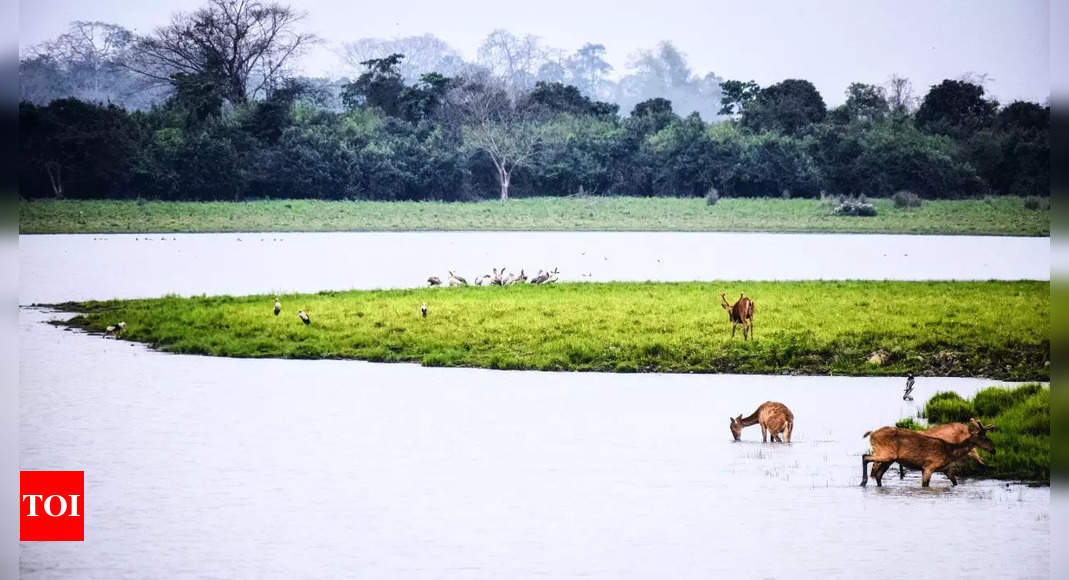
top-left (274, 298), bottom-right (281, 316)
top-left (298, 310), bottom-right (310, 325)
top-left (420, 303), bottom-right (428, 318)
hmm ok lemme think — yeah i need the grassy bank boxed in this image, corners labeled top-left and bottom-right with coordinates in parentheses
top-left (51, 281), bottom-right (1049, 380)
top-left (20, 196), bottom-right (1049, 235)
top-left (918, 384), bottom-right (1050, 483)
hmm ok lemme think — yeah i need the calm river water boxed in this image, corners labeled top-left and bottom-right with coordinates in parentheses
top-left (19, 307), bottom-right (1048, 579)
top-left (19, 232), bottom-right (1049, 303)
top-left (18, 232), bottom-right (1050, 578)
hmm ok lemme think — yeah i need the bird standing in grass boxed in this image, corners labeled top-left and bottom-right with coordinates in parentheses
top-left (421, 303), bottom-right (428, 318)
top-left (298, 310), bottom-right (310, 325)
top-left (274, 298), bottom-right (281, 316)
top-left (103, 321), bottom-right (126, 338)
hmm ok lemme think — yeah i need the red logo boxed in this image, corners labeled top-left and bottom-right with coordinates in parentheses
top-left (20, 471), bottom-right (84, 541)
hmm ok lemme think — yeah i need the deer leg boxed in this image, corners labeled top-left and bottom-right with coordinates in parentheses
top-left (921, 467), bottom-right (934, 487)
top-left (785, 420), bottom-right (793, 443)
top-left (731, 323), bottom-right (737, 338)
top-left (875, 462), bottom-right (893, 484)
top-left (946, 471), bottom-right (958, 486)
top-left (760, 424), bottom-right (768, 442)
top-left (861, 455), bottom-right (873, 486)
top-left (899, 464), bottom-right (906, 479)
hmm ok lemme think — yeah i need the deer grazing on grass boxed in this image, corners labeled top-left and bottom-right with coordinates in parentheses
top-left (860, 418), bottom-right (995, 487)
top-left (869, 421), bottom-right (991, 482)
top-left (730, 401), bottom-right (794, 443)
top-left (720, 292), bottom-right (755, 340)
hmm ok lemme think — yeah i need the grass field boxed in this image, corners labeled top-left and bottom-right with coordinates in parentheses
top-left (918, 384), bottom-right (1050, 482)
top-left (20, 196), bottom-right (1050, 235)
top-left (52, 280), bottom-right (1049, 380)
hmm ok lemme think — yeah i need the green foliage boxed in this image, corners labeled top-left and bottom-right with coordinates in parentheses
top-left (895, 417), bottom-right (923, 430)
top-left (915, 80), bottom-right (997, 139)
top-left (924, 385), bottom-right (1049, 482)
top-left (19, 197), bottom-right (1051, 236)
top-left (832, 196), bottom-right (877, 217)
top-left (742, 79), bottom-right (826, 135)
top-left (1023, 196), bottom-right (1048, 211)
top-left (56, 280), bottom-right (1049, 381)
top-left (923, 391), bottom-right (975, 423)
top-left (891, 190), bottom-right (922, 208)
top-left (16, 74), bottom-right (1047, 202)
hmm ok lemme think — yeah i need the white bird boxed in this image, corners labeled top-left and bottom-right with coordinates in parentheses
top-left (103, 321), bottom-right (126, 338)
top-left (298, 310), bottom-right (310, 325)
top-left (420, 303), bottom-right (428, 318)
top-left (274, 298), bottom-right (281, 316)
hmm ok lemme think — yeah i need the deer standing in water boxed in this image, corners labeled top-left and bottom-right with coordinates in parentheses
top-left (720, 292), bottom-right (755, 340)
top-left (860, 418), bottom-right (996, 487)
top-left (730, 401), bottom-right (794, 443)
top-left (869, 421), bottom-right (992, 483)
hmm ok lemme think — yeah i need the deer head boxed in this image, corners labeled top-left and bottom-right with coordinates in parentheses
top-left (729, 415), bottom-right (743, 441)
top-left (719, 292), bottom-right (731, 310)
top-left (967, 418), bottom-right (997, 453)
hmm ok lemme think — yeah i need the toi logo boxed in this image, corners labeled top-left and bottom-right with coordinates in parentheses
top-left (20, 471), bottom-right (84, 541)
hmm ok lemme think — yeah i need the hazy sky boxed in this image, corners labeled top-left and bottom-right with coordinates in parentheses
top-left (19, 0), bottom-right (1050, 105)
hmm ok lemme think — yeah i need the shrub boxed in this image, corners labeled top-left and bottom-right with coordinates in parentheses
top-left (1023, 196), bottom-right (1048, 210)
top-left (705, 187), bottom-right (719, 206)
top-left (923, 391), bottom-right (974, 423)
top-left (833, 195), bottom-right (878, 216)
top-left (895, 417), bottom-right (923, 430)
top-left (892, 190), bottom-right (922, 208)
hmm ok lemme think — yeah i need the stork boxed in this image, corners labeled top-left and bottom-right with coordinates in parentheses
top-left (427, 276), bottom-right (441, 287)
top-left (274, 298), bottom-right (281, 316)
top-left (298, 310), bottom-right (311, 325)
top-left (103, 321), bottom-right (126, 338)
top-left (421, 303), bottom-right (428, 318)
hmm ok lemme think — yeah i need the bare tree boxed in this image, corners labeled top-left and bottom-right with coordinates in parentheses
top-left (476, 30), bottom-right (544, 95)
top-left (341, 34), bottom-right (462, 83)
top-left (125, 0), bottom-right (316, 103)
top-left (446, 75), bottom-right (544, 200)
top-left (885, 74), bottom-right (916, 115)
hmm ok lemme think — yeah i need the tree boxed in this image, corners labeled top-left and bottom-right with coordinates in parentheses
top-left (885, 74), bottom-right (916, 116)
top-left (341, 34), bottom-right (462, 83)
top-left (447, 77), bottom-right (544, 200)
top-left (843, 83), bottom-right (888, 122)
top-left (127, 0), bottom-right (316, 104)
top-left (742, 79), bottom-right (826, 135)
top-left (567, 43), bottom-right (612, 98)
top-left (476, 30), bottom-right (544, 95)
top-left (915, 79), bottom-right (997, 138)
top-left (521, 82), bottom-right (618, 119)
top-left (341, 54), bottom-right (407, 116)
top-left (718, 80), bottom-right (760, 116)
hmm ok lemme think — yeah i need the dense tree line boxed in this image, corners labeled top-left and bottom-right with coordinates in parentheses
top-left (18, 2), bottom-right (1048, 201)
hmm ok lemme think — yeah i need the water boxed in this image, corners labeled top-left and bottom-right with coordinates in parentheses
top-left (19, 308), bottom-right (1048, 579)
top-left (19, 232), bottom-right (1049, 303)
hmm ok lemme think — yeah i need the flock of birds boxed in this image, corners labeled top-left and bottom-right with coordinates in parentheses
top-left (428, 266), bottom-right (560, 287)
top-left (100, 267), bottom-right (562, 334)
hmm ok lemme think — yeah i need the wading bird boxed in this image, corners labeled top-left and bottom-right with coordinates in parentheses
top-left (274, 298), bottom-right (281, 316)
top-left (421, 303), bottom-right (428, 318)
top-left (903, 373), bottom-right (915, 401)
top-left (448, 271), bottom-right (468, 286)
top-left (103, 321), bottom-right (126, 338)
top-left (298, 310), bottom-right (310, 325)
top-left (428, 276), bottom-right (441, 287)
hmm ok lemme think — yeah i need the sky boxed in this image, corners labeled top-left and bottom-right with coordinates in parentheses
top-left (18, 0), bottom-right (1051, 106)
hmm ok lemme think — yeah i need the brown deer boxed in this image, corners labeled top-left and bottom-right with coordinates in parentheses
top-left (720, 292), bottom-right (755, 340)
top-left (870, 421), bottom-right (991, 483)
top-left (730, 401), bottom-right (794, 443)
top-left (860, 418), bottom-right (995, 487)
